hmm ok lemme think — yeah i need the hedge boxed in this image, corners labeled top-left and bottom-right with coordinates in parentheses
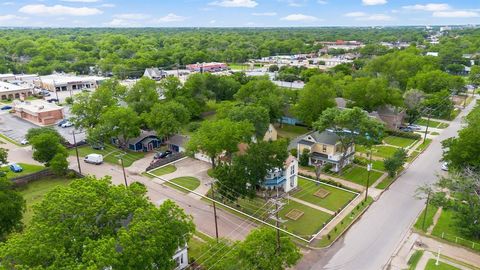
top-left (386, 129), bottom-right (421, 140)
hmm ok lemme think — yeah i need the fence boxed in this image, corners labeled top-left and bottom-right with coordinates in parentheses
top-left (438, 231), bottom-right (480, 252)
top-left (11, 169), bottom-right (83, 187)
top-left (145, 153), bottom-right (185, 171)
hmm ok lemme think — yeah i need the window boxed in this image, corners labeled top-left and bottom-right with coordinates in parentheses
top-left (290, 164), bottom-right (295, 175)
top-left (322, 144), bottom-right (327, 153)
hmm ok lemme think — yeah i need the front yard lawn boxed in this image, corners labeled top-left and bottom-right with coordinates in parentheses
top-left (414, 204), bottom-right (438, 232)
top-left (17, 177), bottom-right (72, 225)
top-left (166, 177), bottom-right (201, 193)
top-left (276, 124), bottom-right (309, 139)
top-left (416, 118), bottom-right (449, 129)
top-left (68, 144), bottom-right (145, 167)
top-left (416, 139), bottom-right (432, 152)
top-left (375, 176), bottom-right (394, 189)
top-left (333, 166), bottom-right (383, 187)
top-left (384, 136), bottom-right (417, 148)
top-left (291, 177), bottom-right (357, 212)
top-left (279, 199), bottom-right (332, 237)
top-left (356, 145), bottom-right (399, 159)
top-left (150, 165), bottom-right (177, 176)
top-left (1, 163), bottom-right (44, 179)
top-left (431, 209), bottom-right (480, 252)
top-left (425, 259), bottom-right (460, 270)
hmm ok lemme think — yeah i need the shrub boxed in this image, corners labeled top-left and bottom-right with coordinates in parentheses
top-left (353, 157), bottom-right (367, 166)
top-left (289, 148), bottom-right (298, 158)
top-left (386, 129), bottom-right (421, 140)
top-left (188, 122), bottom-right (201, 132)
top-left (65, 97), bottom-right (74, 105)
top-left (299, 149), bottom-right (310, 167)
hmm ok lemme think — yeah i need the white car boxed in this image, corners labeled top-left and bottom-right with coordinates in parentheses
top-left (61, 121), bottom-right (74, 128)
top-left (441, 162), bottom-right (449, 171)
top-left (20, 139), bottom-right (28, 145)
top-left (84, 154), bottom-right (103, 165)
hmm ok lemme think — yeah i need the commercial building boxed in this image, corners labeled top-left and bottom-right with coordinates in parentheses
top-left (37, 74), bottom-right (106, 92)
top-left (12, 100), bottom-right (64, 126)
top-left (0, 81), bottom-right (34, 100)
top-left (186, 62), bottom-right (228, 72)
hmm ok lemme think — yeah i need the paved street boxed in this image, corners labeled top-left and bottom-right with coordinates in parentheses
top-left (296, 97), bottom-right (478, 270)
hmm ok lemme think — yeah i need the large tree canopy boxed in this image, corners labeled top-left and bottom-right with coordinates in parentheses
top-left (343, 77), bottom-right (403, 112)
top-left (125, 77), bottom-right (159, 115)
top-left (0, 176), bottom-right (195, 269)
top-left (0, 177), bottom-right (25, 241)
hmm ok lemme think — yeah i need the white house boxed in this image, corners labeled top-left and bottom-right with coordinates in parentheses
top-left (261, 155), bottom-right (298, 193)
top-left (173, 246), bottom-right (188, 270)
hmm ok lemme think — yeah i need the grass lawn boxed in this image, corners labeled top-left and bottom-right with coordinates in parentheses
top-left (316, 197), bottom-right (373, 247)
top-left (165, 177), bottom-right (201, 193)
top-left (150, 165), bottom-right (177, 176)
top-left (414, 204), bottom-right (438, 232)
top-left (279, 199), bottom-right (333, 237)
top-left (291, 177), bottom-right (356, 212)
top-left (416, 118), bottom-right (449, 129)
top-left (408, 151), bottom-right (420, 162)
top-left (407, 250), bottom-right (424, 270)
top-left (1, 163), bottom-right (44, 179)
top-left (17, 177), bottom-right (72, 225)
top-left (333, 166), bottom-right (383, 187)
top-left (68, 144), bottom-right (145, 167)
top-left (356, 144), bottom-right (399, 159)
top-left (375, 176), bottom-right (395, 189)
top-left (425, 259), bottom-right (460, 270)
top-left (384, 136), bottom-right (417, 148)
top-left (276, 124), bottom-right (309, 139)
top-left (431, 209), bottom-right (480, 252)
top-left (416, 139), bottom-right (432, 152)
top-left (355, 157), bottom-right (385, 171)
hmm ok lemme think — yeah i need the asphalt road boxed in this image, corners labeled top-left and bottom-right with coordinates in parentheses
top-left (296, 97), bottom-right (477, 270)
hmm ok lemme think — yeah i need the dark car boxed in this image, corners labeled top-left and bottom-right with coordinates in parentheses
top-left (47, 98), bottom-right (59, 103)
top-left (9, 163), bottom-right (23, 173)
top-left (154, 150), bottom-right (172, 159)
top-left (399, 126), bottom-right (414, 132)
top-left (0, 105), bottom-right (12, 110)
top-left (57, 119), bottom-right (68, 127)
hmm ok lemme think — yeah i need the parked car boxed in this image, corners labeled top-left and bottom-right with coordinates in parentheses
top-left (154, 150), bottom-right (172, 159)
top-left (92, 144), bottom-right (105, 150)
top-left (20, 139), bottom-right (28, 145)
top-left (57, 119), bottom-right (68, 127)
top-left (61, 121), bottom-right (74, 128)
top-left (47, 98), bottom-right (59, 103)
top-left (407, 124), bottom-right (421, 131)
top-left (441, 162), bottom-right (449, 171)
top-left (399, 126), bottom-right (414, 132)
top-left (9, 163), bottom-right (23, 173)
top-left (0, 105), bottom-right (12, 110)
top-left (38, 90), bottom-right (51, 97)
top-left (84, 154), bottom-right (103, 165)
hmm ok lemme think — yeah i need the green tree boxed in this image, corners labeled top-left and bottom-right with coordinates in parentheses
top-left (0, 148), bottom-right (8, 164)
top-left (125, 77), bottom-right (159, 115)
top-left (407, 70), bottom-right (465, 94)
top-left (383, 148), bottom-right (407, 177)
top-left (442, 105), bottom-right (480, 171)
top-left (294, 74), bottom-right (336, 126)
top-left (200, 227), bottom-right (301, 270)
top-left (0, 177), bottom-right (25, 240)
top-left (299, 148), bottom-right (310, 167)
top-left (98, 106), bottom-right (141, 149)
top-left (469, 65), bottom-right (480, 86)
top-left (29, 133), bottom-right (67, 166)
top-left (26, 127), bottom-right (64, 143)
top-left (160, 76), bottom-right (182, 100)
top-left (49, 152), bottom-right (69, 176)
top-left (187, 119), bottom-right (254, 168)
top-left (0, 176), bottom-right (195, 269)
top-left (343, 77), bottom-right (403, 112)
top-left (217, 103), bottom-right (270, 139)
top-left (314, 107), bottom-right (384, 172)
top-left (403, 89), bottom-right (425, 124)
top-left (144, 101), bottom-right (190, 138)
top-left (421, 90), bottom-right (454, 119)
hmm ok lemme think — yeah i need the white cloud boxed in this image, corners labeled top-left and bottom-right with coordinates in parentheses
top-left (100, 3), bottom-right (115, 8)
top-left (344, 12), bottom-right (367, 17)
top-left (2, 2), bottom-right (15, 6)
top-left (210, 19), bottom-right (216, 24)
top-left (403, 3), bottom-right (451, 12)
top-left (433, 10), bottom-right (479, 18)
top-left (362, 0), bottom-right (387, 6)
top-left (106, 19), bottom-right (140, 27)
top-left (0, 14), bottom-right (26, 21)
top-left (61, 0), bottom-right (100, 2)
top-left (209, 0), bottom-right (258, 8)
top-left (317, 0), bottom-right (328, 4)
top-left (252, 12), bottom-right (277, 16)
top-left (114, 13), bottom-right (150, 20)
top-left (19, 4), bottom-right (102, 16)
top-left (156, 13), bottom-right (187, 22)
top-left (281, 13), bottom-right (319, 22)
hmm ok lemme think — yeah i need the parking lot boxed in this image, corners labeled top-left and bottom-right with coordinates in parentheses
top-left (0, 109), bottom-right (85, 144)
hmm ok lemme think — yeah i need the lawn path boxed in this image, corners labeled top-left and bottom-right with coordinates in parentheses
top-left (371, 172), bottom-right (389, 188)
top-left (298, 168), bottom-right (364, 191)
top-left (427, 207), bottom-right (443, 235)
top-left (289, 196), bottom-right (335, 215)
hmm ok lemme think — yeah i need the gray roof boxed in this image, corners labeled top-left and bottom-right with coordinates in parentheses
top-left (298, 139), bottom-right (315, 146)
top-left (305, 131), bottom-right (340, 145)
top-left (127, 130), bottom-right (158, 145)
top-left (144, 68), bottom-right (167, 78)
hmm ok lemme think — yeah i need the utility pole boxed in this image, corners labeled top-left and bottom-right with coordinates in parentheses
top-left (72, 131), bottom-right (81, 175)
top-left (269, 187), bottom-right (284, 254)
top-left (423, 112), bottom-right (431, 144)
top-left (365, 147), bottom-right (372, 202)
top-left (422, 190), bottom-right (431, 231)
top-left (209, 181), bottom-right (219, 242)
top-left (117, 154), bottom-right (128, 187)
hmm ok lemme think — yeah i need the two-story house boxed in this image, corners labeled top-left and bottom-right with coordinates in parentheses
top-left (261, 155), bottom-right (298, 193)
top-left (297, 131), bottom-right (355, 172)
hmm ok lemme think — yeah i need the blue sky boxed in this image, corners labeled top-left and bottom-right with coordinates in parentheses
top-left (0, 0), bottom-right (479, 27)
